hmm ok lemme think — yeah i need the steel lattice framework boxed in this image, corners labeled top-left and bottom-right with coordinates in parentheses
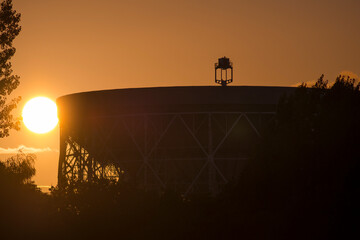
top-left (57, 86), bottom-right (294, 195)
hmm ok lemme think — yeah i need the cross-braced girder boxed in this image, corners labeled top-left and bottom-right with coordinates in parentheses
top-left (58, 111), bottom-right (274, 195)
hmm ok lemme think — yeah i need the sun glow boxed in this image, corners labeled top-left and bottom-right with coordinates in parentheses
top-left (22, 97), bottom-right (59, 134)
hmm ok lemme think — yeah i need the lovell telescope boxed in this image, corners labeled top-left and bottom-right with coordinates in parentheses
top-left (57, 57), bottom-right (294, 196)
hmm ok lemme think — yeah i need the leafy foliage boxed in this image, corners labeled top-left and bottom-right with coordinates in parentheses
top-left (231, 75), bottom-right (360, 239)
top-left (0, 152), bottom-right (48, 239)
top-left (2, 151), bottom-right (36, 183)
top-left (0, 0), bottom-right (21, 138)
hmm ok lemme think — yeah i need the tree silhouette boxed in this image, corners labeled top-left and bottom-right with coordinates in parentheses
top-left (0, 152), bottom-right (49, 239)
top-left (231, 75), bottom-right (360, 239)
top-left (0, 0), bottom-right (21, 138)
top-left (2, 151), bottom-right (36, 184)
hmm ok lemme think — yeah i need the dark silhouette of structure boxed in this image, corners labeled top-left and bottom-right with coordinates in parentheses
top-left (215, 57), bottom-right (233, 86)
top-left (2, 75), bottom-right (358, 239)
top-left (57, 86), bottom-right (294, 195)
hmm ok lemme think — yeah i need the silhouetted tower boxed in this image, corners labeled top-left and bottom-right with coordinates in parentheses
top-left (215, 56), bottom-right (233, 86)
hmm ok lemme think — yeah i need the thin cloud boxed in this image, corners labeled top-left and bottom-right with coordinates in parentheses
top-left (0, 145), bottom-right (58, 154)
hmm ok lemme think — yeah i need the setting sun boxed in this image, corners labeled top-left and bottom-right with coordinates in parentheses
top-left (22, 97), bottom-right (59, 134)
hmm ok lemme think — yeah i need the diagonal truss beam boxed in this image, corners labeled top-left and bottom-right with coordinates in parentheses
top-left (60, 111), bottom-right (275, 194)
top-left (183, 113), bottom-right (244, 196)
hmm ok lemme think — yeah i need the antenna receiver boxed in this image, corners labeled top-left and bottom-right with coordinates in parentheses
top-left (215, 57), bottom-right (233, 87)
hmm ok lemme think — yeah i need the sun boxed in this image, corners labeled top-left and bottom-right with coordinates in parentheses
top-left (22, 97), bottom-right (59, 134)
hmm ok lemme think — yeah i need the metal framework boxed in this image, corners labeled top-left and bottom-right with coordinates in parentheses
top-left (58, 111), bottom-right (275, 196)
top-left (57, 86), bottom-right (295, 196)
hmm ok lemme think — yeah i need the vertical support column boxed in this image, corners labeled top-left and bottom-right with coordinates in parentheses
top-left (87, 154), bottom-right (93, 183)
top-left (208, 113), bottom-right (217, 195)
top-left (144, 115), bottom-right (148, 187)
top-left (58, 125), bottom-right (67, 187)
top-left (89, 134), bottom-right (96, 182)
top-left (78, 145), bottom-right (83, 182)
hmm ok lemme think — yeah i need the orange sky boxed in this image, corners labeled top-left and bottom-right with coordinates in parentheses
top-left (0, 0), bottom-right (359, 187)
